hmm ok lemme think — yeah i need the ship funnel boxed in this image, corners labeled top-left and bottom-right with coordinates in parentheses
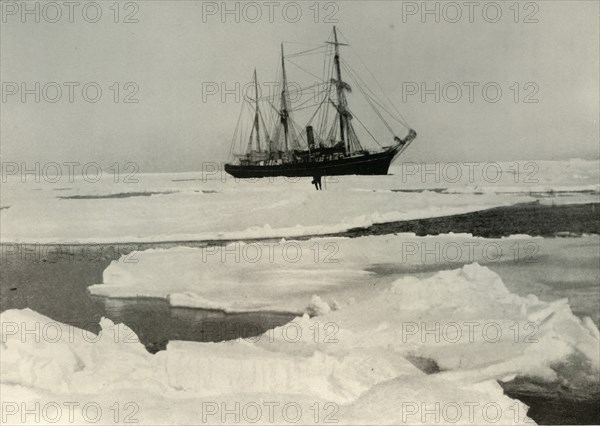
top-left (306, 126), bottom-right (315, 150)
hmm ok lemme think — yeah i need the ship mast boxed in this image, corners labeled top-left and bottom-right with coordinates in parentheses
top-left (253, 68), bottom-right (261, 151)
top-left (329, 26), bottom-right (350, 154)
top-left (280, 43), bottom-right (290, 152)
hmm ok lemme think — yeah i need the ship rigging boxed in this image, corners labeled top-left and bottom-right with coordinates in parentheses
top-left (224, 26), bottom-right (417, 180)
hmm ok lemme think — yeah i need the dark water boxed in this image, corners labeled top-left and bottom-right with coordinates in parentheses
top-left (0, 248), bottom-right (294, 353)
top-left (97, 297), bottom-right (296, 353)
top-left (58, 191), bottom-right (178, 200)
top-left (500, 378), bottom-right (600, 425)
top-left (338, 202), bottom-right (600, 238)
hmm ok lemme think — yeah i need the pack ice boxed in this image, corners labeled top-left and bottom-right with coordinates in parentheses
top-left (3, 260), bottom-right (598, 424)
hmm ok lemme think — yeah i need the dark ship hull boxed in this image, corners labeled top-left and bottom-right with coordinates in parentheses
top-left (225, 147), bottom-right (399, 178)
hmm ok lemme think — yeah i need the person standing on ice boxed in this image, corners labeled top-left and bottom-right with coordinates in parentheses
top-left (311, 176), bottom-right (322, 190)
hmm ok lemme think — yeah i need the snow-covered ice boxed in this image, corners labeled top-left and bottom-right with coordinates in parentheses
top-left (1, 159), bottom-right (598, 424)
top-left (1, 159), bottom-right (597, 243)
top-left (88, 234), bottom-right (600, 317)
top-left (3, 261), bottom-right (598, 424)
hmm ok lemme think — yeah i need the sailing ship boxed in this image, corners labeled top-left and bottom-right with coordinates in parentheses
top-left (224, 26), bottom-right (417, 179)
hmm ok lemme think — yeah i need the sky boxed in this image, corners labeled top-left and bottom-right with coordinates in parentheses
top-left (1, 0), bottom-right (599, 172)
